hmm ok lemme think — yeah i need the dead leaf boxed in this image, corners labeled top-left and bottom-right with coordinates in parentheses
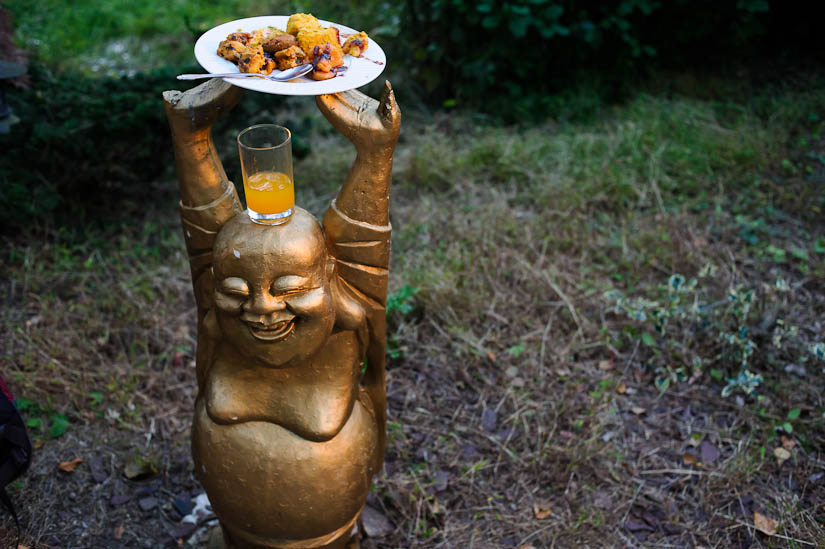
top-left (631, 407), bottom-right (646, 415)
top-left (699, 440), bottom-right (720, 465)
top-left (754, 510), bottom-right (778, 536)
top-left (616, 383), bottom-right (627, 394)
top-left (780, 435), bottom-right (796, 450)
top-left (123, 456), bottom-right (157, 480)
top-left (532, 503), bottom-right (552, 519)
top-left (773, 447), bottom-right (791, 466)
top-left (598, 360), bottom-right (613, 371)
top-left (487, 351), bottom-right (496, 362)
top-left (58, 457), bottom-right (83, 472)
top-left (17, 545), bottom-right (30, 549)
top-left (114, 524), bottom-right (125, 539)
top-left (682, 453), bottom-right (698, 466)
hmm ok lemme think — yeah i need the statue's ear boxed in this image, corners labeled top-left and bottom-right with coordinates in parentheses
top-left (331, 274), bottom-right (367, 335)
top-left (203, 308), bottom-right (221, 340)
top-left (325, 256), bottom-right (336, 280)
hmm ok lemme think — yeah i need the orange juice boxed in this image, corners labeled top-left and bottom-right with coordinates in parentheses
top-left (244, 171), bottom-right (294, 214)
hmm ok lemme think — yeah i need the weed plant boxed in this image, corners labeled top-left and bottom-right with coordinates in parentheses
top-left (606, 271), bottom-right (824, 398)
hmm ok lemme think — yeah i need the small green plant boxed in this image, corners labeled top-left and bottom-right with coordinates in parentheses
top-left (778, 407), bottom-right (802, 434)
top-left (605, 267), bottom-right (824, 398)
top-left (15, 398), bottom-right (70, 439)
top-left (387, 285), bottom-right (419, 316)
top-left (386, 285), bottom-right (419, 360)
top-left (89, 391), bottom-right (104, 408)
top-left (506, 343), bottom-right (526, 358)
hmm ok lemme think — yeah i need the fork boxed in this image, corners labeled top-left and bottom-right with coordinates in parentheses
top-left (176, 64), bottom-right (313, 82)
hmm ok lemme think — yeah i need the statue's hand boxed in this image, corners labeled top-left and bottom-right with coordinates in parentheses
top-left (316, 81), bottom-right (401, 154)
top-left (164, 79), bottom-right (244, 138)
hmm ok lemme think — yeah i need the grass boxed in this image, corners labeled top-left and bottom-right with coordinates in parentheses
top-left (5, 0), bottom-right (402, 74)
top-left (2, 64), bottom-right (825, 547)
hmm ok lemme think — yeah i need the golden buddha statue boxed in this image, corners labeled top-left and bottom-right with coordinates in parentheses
top-left (162, 78), bottom-right (400, 549)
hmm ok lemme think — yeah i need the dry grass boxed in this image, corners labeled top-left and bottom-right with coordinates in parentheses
top-left (2, 82), bottom-right (824, 547)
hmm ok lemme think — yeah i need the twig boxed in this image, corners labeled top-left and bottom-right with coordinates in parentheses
top-left (517, 522), bottom-right (557, 546)
top-left (542, 271), bottom-right (584, 339)
top-left (639, 468), bottom-right (724, 477)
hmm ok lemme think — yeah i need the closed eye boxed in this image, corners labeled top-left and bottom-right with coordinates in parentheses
top-left (273, 287), bottom-right (311, 297)
top-left (271, 275), bottom-right (312, 297)
top-left (219, 277), bottom-right (249, 297)
top-left (221, 289), bottom-right (249, 298)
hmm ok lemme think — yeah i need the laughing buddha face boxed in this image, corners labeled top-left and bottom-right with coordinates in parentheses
top-left (211, 209), bottom-right (336, 368)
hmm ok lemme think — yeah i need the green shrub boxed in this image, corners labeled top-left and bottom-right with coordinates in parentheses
top-left (397, 0), bottom-right (815, 120)
top-left (0, 63), bottom-right (188, 229)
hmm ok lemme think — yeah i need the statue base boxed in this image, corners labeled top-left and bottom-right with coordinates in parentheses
top-left (204, 524), bottom-right (361, 549)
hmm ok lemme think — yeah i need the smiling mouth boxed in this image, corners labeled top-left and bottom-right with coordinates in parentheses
top-left (247, 318), bottom-right (296, 342)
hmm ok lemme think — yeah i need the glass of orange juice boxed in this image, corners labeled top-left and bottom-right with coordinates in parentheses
top-left (237, 124), bottom-right (294, 225)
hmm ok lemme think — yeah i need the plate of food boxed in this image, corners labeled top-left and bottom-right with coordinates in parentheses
top-left (193, 14), bottom-right (386, 96)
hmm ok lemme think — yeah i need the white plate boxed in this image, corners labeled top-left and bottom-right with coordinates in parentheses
top-left (194, 15), bottom-right (386, 96)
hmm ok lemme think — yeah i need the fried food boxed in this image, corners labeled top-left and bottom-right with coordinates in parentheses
top-left (342, 32), bottom-right (369, 57)
top-left (309, 43), bottom-right (345, 80)
top-left (262, 32), bottom-right (298, 54)
top-left (252, 26), bottom-right (298, 54)
top-left (286, 13), bottom-right (321, 36)
top-left (218, 40), bottom-right (247, 62)
top-left (275, 45), bottom-right (307, 70)
top-left (217, 31), bottom-right (253, 62)
top-left (216, 15), bottom-right (370, 80)
top-left (296, 27), bottom-right (342, 59)
top-left (237, 44), bottom-right (276, 74)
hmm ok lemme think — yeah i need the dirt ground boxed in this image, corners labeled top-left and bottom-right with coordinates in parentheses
top-left (3, 261), bottom-right (824, 548)
top-left (2, 83), bottom-right (825, 548)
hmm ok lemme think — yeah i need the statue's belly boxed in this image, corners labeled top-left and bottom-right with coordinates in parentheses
top-left (192, 396), bottom-right (377, 543)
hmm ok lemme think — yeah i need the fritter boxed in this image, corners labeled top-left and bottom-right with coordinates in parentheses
top-left (251, 26), bottom-right (296, 54)
top-left (286, 13), bottom-right (321, 36)
top-left (237, 44), bottom-right (276, 74)
top-left (297, 27), bottom-right (342, 59)
top-left (218, 40), bottom-right (247, 62)
top-left (262, 32), bottom-right (298, 54)
top-left (309, 43), bottom-right (344, 80)
top-left (275, 45), bottom-right (307, 70)
top-left (218, 31), bottom-right (254, 62)
top-left (342, 32), bottom-right (369, 57)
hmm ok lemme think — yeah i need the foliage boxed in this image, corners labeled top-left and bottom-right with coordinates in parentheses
top-left (15, 398), bottom-right (69, 439)
top-left (4, 0), bottom-right (404, 73)
top-left (386, 285), bottom-right (419, 360)
top-left (0, 62), bottom-right (187, 229)
top-left (606, 270), bottom-right (824, 398)
top-left (398, 0), bottom-right (817, 119)
top-left (387, 284), bottom-right (419, 316)
top-left (5, 0), bottom-right (267, 72)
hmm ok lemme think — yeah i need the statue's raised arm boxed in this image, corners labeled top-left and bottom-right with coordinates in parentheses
top-left (317, 81), bottom-right (401, 470)
top-left (163, 79), bottom-right (243, 387)
top-left (163, 79), bottom-right (244, 303)
top-left (317, 81), bottom-right (401, 226)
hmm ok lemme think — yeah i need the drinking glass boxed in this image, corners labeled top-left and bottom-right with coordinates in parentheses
top-left (237, 124), bottom-right (294, 225)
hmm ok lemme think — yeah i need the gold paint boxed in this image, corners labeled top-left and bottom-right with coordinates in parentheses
top-left (163, 79), bottom-right (400, 548)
